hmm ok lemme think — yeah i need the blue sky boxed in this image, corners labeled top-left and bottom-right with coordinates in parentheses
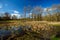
top-left (0, 0), bottom-right (60, 14)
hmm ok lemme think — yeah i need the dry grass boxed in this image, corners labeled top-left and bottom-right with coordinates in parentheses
top-left (0, 21), bottom-right (60, 27)
top-left (0, 21), bottom-right (59, 40)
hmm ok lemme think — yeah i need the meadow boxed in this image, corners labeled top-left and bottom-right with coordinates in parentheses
top-left (0, 20), bottom-right (60, 40)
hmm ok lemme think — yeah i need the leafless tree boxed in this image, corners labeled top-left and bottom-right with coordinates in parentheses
top-left (32, 6), bottom-right (43, 21)
top-left (27, 5), bottom-right (32, 20)
top-left (46, 8), bottom-right (52, 21)
top-left (52, 4), bottom-right (60, 21)
top-left (23, 6), bottom-right (27, 21)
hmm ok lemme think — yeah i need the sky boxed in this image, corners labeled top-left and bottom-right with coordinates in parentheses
top-left (0, 0), bottom-right (60, 17)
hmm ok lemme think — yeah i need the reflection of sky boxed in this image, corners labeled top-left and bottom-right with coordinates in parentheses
top-left (0, 0), bottom-right (60, 17)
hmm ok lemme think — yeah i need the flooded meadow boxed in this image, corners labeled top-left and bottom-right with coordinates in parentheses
top-left (0, 21), bottom-right (60, 40)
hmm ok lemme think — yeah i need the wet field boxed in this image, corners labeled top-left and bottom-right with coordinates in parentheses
top-left (0, 21), bottom-right (60, 40)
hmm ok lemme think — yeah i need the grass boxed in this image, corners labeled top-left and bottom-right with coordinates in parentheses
top-left (51, 37), bottom-right (60, 40)
top-left (51, 24), bottom-right (60, 40)
top-left (0, 20), bottom-right (60, 40)
top-left (52, 38), bottom-right (60, 40)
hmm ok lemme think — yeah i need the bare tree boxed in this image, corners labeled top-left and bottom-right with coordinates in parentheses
top-left (32, 10), bottom-right (35, 21)
top-left (32, 6), bottom-right (43, 21)
top-left (46, 8), bottom-right (52, 21)
top-left (23, 6), bottom-right (27, 21)
top-left (52, 4), bottom-right (60, 21)
top-left (56, 4), bottom-right (60, 21)
top-left (27, 5), bottom-right (32, 20)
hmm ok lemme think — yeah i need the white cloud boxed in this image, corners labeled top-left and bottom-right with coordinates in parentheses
top-left (10, 10), bottom-right (21, 19)
top-left (11, 14), bottom-right (20, 16)
top-left (44, 8), bottom-right (52, 12)
top-left (44, 8), bottom-right (47, 12)
top-left (11, 13), bottom-right (21, 19)
top-left (30, 13), bottom-right (32, 15)
top-left (47, 8), bottom-right (57, 11)
top-left (14, 10), bottom-right (19, 13)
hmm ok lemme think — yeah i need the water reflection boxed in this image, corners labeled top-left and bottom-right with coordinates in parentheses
top-left (0, 26), bottom-right (29, 36)
top-left (0, 24), bottom-right (57, 40)
top-left (0, 26), bottom-right (26, 40)
top-left (0, 29), bottom-right (11, 36)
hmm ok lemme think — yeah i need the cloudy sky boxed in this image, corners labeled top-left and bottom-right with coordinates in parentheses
top-left (0, 0), bottom-right (60, 15)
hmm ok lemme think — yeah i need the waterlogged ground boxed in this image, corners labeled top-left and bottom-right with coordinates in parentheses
top-left (0, 21), bottom-right (60, 40)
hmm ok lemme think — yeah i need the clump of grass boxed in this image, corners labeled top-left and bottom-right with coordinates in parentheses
top-left (51, 36), bottom-right (60, 40)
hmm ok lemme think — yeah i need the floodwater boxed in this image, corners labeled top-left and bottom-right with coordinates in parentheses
top-left (0, 25), bottom-right (59, 40)
top-left (0, 25), bottom-right (32, 40)
top-left (0, 26), bottom-right (24, 36)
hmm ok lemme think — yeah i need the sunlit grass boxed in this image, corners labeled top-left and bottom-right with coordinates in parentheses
top-left (0, 21), bottom-right (60, 40)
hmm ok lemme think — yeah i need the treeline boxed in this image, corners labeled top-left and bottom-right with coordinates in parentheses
top-left (0, 12), bottom-right (18, 21)
top-left (0, 4), bottom-right (60, 21)
top-left (0, 12), bottom-right (11, 20)
top-left (23, 4), bottom-right (60, 21)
